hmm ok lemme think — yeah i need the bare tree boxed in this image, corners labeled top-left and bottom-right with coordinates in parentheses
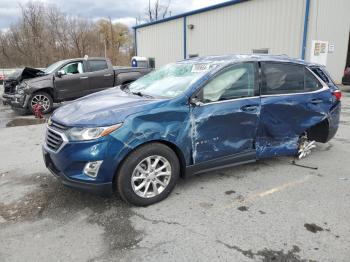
top-left (0, 1), bottom-right (134, 68)
top-left (145, 0), bottom-right (171, 22)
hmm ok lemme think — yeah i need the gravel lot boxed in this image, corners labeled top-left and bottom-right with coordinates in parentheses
top-left (0, 86), bottom-right (350, 262)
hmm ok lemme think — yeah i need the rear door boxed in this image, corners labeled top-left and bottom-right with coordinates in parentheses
top-left (54, 60), bottom-right (89, 100)
top-left (86, 59), bottom-right (114, 93)
top-left (190, 62), bottom-right (260, 164)
top-left (257, 62), bottom-right (332, 157)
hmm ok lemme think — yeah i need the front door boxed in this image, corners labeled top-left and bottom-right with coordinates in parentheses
top-left (190, 62), bottom-right (260, 164)
top-left (54, 60), bottom-right (90, 100)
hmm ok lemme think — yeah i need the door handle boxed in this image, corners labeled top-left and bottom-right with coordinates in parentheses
top-left (80, 76), bottom-right (88, 79)
top-left (241, 104), bottom-right (258, 112)
top-left (104, 73), bottom-right (112, 77)
top-left (309, 98), bottom-right (323, 104)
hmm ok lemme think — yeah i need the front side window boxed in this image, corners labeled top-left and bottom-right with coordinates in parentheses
top-left (44, 60), bottom-right (67, 74)
top-left (201, 63), bottom-right (256, 103)
top-left (88, 60), bottom-right (108, 72)
top-left (261, 62), bottom-right (322, 95)
top-left (61, 62), bottom-right (84, 75)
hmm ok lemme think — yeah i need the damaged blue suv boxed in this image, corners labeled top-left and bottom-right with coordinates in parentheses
top-left (43, 55), bottom-right (341, 206)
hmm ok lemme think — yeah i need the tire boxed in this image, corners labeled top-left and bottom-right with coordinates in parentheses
top-left (29, 91), bottom-right (53, 114)
top-left (116, 143), bottom-right (180, 206)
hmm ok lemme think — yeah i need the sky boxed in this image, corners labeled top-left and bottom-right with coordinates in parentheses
top-left (0, 0), bottom-right (228, 30)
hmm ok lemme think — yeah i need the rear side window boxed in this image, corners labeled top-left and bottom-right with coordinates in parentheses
top-left (304, 69), bottom-right (323, 91)
top-left (88, 60), bottom-right (108, 72)
top-left (261, 62), bottom-right (322, 95)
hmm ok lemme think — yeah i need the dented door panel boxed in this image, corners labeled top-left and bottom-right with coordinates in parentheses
top-left (256, 89), bottom-right (333, 158)
top-left (190, 97), bottom-right (260, 164)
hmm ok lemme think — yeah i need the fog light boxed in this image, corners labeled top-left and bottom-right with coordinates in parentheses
top-left (83, 161), bottom-right (103, 178)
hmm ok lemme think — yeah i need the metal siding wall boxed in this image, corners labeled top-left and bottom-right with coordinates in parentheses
top-left (136, 18), bottom-right (183, 68)
top-left (306, 0), bottom-right (350, 83)
top-left (186, 0), bottom-right (305, 58)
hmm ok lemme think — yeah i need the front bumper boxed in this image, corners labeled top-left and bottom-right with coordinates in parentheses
top-left (43, 146), bottom-right (113, 196)
top-left (10, 93), bottom-right (30, 109)
top-left (2, 93), bottom-right (14, 105)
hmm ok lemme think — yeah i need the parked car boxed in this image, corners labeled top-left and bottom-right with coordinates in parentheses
top-left (43, 55), bottom-right (341, 206)
top-left (3, 57), bottom-right (152, 114)
top-left (2, 67), bottom-right (45, 105)
top-left (342, 66), bottom-right (350, 85)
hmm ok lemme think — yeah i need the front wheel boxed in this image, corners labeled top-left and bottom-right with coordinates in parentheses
top-left (29, 92), bottom-right (53, 114)
top-left (116, 143), bottom-right (180, 206)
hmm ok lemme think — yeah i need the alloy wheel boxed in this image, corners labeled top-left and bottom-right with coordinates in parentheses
top-left (31, 94), bottom-right (50, 111)
top-left (131, 155), bottom-right (172, 198)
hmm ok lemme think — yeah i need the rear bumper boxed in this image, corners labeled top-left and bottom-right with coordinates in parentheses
top-left (327, 101), bottom-right (341, 141)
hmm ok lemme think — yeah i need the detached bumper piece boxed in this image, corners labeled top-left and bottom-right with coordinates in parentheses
top-left (43, 150), bottom-right (113, 196)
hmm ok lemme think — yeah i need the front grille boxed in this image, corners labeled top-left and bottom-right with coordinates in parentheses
top-left (50, 121), bottom-right (69, 132)
top-left (46, 128), bottom-right (64, 152)
top-left (4, 81), bottom-right (17, 94)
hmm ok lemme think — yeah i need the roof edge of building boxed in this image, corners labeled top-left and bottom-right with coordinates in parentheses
top-left (133, 0), bottom-right (251, 29)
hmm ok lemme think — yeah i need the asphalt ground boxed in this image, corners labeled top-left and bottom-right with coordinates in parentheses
top-left (0, 86), bottom-right (349, 262)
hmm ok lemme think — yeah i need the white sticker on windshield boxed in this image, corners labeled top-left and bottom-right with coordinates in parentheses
top-left (191, 63), bottom-right (212, 73)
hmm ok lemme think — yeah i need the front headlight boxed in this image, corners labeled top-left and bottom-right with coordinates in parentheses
top-left (15, 86), bottom-right (24, 95)
top-left (66, 123), bottom-right (122, 141)
top-left (16, 84), bottom-right (25, 95)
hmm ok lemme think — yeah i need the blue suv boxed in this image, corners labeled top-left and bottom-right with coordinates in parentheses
top-left (43, 55), bottom-right (341, 206)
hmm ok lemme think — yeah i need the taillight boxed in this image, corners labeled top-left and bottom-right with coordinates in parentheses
top-left (332, 90), bottom-right (342, 101)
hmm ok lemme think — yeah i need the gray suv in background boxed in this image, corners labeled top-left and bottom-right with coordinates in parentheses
top-left (3, 57), bottom-right (151, 114)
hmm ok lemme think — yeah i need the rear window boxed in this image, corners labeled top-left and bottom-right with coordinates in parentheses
top-left (88, 60), bottom-right (108, 72)
top-left (261, 62), bottom-right (322, 95)
top-left (311, 67), bottom-right (334, 85)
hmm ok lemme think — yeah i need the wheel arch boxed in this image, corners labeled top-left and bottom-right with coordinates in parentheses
top-left (305, 117), bottom-right (330, 143)
top-left (31, 87), bottom-right (54, 99)
top-left (112, 139), bottom-right (187, 190)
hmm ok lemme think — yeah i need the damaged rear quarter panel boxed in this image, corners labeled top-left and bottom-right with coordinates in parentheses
top-left (256, 89), bottom-right (333, 158)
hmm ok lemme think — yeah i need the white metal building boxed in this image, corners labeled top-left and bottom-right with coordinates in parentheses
top-left (133, 0), bottom-right (350, 83)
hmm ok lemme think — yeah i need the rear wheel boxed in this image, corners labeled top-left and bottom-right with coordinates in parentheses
top-left (297, 134), bottom-right (316, 159)
top-left (116, 143), bottom-right (180, 206)
top-left (29, 92), bottom-right (53, 114)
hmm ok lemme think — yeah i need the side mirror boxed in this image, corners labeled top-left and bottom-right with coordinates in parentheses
top-left (57, 70), bottom-right (66, 77)
top-left (190, 96), bottom-right (203, 107)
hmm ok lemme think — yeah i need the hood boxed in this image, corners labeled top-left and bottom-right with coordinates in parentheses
top-left (5, 67), bottom-right (44, 82)
top-left (24, 73), bottom-right (53, 86)
top-left (52, 87), bottom-right (166, 127)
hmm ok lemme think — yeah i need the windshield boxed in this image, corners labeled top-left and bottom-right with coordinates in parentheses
top-left (128, 62), bottom-right (213, 98)
top-left (44, 60), bottom-right (67, 74)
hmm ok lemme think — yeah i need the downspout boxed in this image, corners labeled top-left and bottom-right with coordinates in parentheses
top-left (301, 0), bottom-right (311, 60)
top-left (183, 16), bottom-right (187, 59)
top-left (134, 28), bottom-right (138, 56)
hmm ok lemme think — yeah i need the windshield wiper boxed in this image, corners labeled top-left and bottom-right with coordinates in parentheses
top-left (120, 84), bottom-right (131, 93)
top-left (131, 91), bottom-right (154, 98)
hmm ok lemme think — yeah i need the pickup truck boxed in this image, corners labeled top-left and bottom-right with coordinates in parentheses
top-left (3, 57), bottom-right (152, 114)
